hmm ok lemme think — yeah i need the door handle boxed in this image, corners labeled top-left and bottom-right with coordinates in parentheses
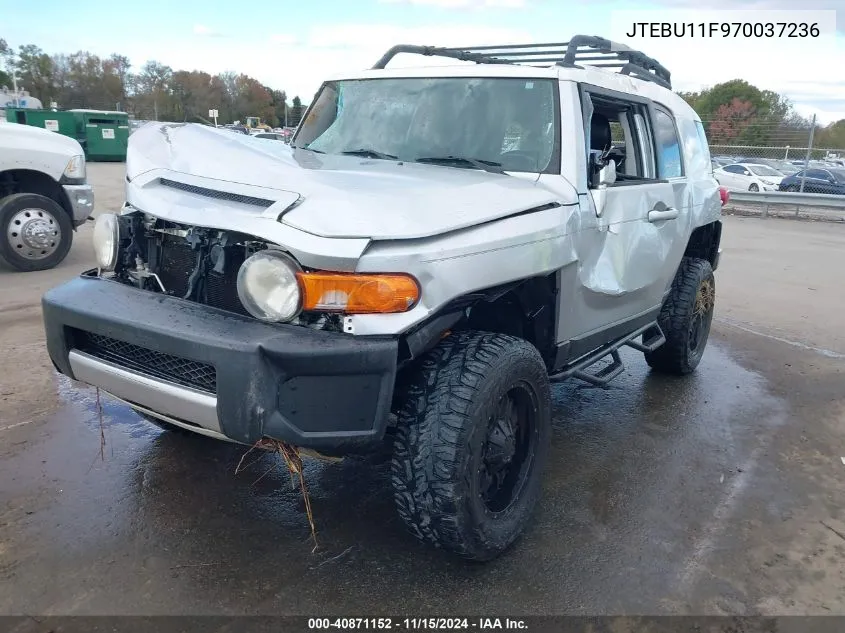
top-left (648, 208), bottom-right (679, 222)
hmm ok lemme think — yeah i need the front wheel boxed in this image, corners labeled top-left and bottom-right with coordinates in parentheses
top-left (391, 331), bottom-right (551, 561)
top-left (748, 183), bottom-right (759, 192)
top-left (645, 257), bottom-right (715, 375)
top-left (0, 193), bottom-right (73, 272)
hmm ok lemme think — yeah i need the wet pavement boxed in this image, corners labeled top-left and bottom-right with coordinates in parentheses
top-left (1, 178), bottom-right (844, 618)
top-left (3, 327), bottom-right (842, 617)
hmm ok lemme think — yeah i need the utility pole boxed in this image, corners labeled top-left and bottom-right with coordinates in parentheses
top-left (11, 72), bottom-right (18, 107)
top-left (799, 114), bottom-right (816, 194)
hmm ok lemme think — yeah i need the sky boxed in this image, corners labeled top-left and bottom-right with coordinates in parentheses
top-left (3, 0), bottom-right (844, 123)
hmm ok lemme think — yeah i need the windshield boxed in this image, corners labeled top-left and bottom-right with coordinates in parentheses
top-left (831, 169), bottom-right (845, 183)
top-left (748, 165), bottom-right (782, 176)
top-left (294, 77), bottom-right (559, 174)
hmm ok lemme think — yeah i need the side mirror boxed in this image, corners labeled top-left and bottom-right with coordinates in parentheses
top-left (589, 154), bottom-right (616, 217)
top-left (589, 151), bottom-right (616, 189)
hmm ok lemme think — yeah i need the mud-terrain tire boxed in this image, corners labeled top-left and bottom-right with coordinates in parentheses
top-left (645, 257), bottom-right (715, 375)
top-left (391, 330), bottom-right (551, 561)
top-left (0, 193), bottom-right (73, 272)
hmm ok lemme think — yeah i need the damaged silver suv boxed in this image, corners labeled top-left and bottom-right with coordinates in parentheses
top-left (42, 36), bottom-right (724, 561)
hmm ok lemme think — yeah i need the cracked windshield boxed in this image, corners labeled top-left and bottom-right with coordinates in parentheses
top-left (294, 77), bottom-right (558, 173)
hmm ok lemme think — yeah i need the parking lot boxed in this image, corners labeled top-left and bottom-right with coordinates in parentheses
top-left (1, 163), bottom-right (844, 616)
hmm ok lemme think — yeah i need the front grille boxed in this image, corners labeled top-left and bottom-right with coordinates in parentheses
top-left (73, 330), bottom-right (217, 394)
top-left (156, 237), bottom-right (250, 316)
top-left (159, 178), bottom-right (274, 208)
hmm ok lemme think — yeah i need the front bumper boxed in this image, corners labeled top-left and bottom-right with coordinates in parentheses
top-left (62, 184), bottom-right (95, 227)
top-left (42, 274), bottom-right (398, 451)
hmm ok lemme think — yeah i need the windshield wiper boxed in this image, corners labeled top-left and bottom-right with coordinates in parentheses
top-left (415, 156), bottom-right (504, 174)
top-left (340, 148), bottom-right (398, 160)
top-left (293, 144), bottom-right (325, 153)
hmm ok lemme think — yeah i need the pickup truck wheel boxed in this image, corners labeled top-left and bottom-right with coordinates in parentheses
top-left (391, 331), bottom-right (551, 561)
top-left (0, 193), bottom-right (73, 272)
top-left (645, 257), bottom-right (715, 375)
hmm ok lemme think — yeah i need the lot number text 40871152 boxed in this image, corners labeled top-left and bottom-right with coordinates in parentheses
top-left (307, 618), bottom-right (528, 630)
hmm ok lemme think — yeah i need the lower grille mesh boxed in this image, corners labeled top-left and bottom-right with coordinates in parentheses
top-left (73, 330), bottom-right (217, 394)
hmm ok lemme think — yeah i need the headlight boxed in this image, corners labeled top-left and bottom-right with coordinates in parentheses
top-left (63, 155), bottom-right (86, 181)
top-left (237, 250), bottom-right (302, 322)
top-left (93, 213), bottom-right (120, 271)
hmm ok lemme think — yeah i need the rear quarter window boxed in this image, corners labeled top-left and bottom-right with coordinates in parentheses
top-left (677, 117), bottom-right (712, 178)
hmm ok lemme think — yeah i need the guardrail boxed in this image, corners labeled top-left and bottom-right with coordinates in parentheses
top-left (724, 190), bottom-right (845, 220)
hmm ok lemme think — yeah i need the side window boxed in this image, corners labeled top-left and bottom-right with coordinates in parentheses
top-left (677, 117), bottom-right (710, 176)
top-left (653, 108), bottom-right (683, 178)
top-left (584, 91), bottom-right (655, 186)
top-left (724, 165), bottom-right (744, 174)
top-left (807, 169), bottom-right (826, 179)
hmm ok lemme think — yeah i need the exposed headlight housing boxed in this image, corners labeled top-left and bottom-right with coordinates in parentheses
top-left (93, 213), bottom-right (120, 271)
top-left (63, 154), bottom-right (86, 181)
top-left (237, 250), bottom-right (302, 322)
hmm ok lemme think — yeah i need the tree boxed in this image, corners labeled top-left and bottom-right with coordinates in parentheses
top-left (816, 119), bottom-right (845, 149)
top-left (290, 95), bottom-right (304, 126)
top-left (0, 38), bottom-right (13, 88)
top-left (130, 60), bottom-right (173, 119)
top-left (15, 44), bottom-right (55, 103)
top-left (103, 54), bottom-right (131, 109)
top-left (708, 98), bottom-right (757, 144)
top-left (270, 88), bottom-right (288, 126)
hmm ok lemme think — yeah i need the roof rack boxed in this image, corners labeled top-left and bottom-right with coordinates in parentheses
top-left (371, 35), bottom-right (671, 89)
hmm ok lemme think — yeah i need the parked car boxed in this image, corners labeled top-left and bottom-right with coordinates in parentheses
top-left (774, 161), bottom-right (800, 175)
top-left (0, 122), bottom-right (94, 271)
top-left (42, 36), bottom-right (724, 561)
top-left (778, 168), bottom-right (845, 194)
top-left (714, 162), bottom-right (784, 191)
top-left (252, 132), bottom-right (285, 141)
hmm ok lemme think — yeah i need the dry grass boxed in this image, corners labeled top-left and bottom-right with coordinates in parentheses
top-left (236, 438), bottom-right (319, 552)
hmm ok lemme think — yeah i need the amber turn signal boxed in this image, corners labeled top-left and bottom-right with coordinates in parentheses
top-left (298, 272), bottom-right (420, 314)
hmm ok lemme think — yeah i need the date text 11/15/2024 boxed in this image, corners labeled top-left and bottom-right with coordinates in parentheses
top-left (625, 22), bottom-right (820, 38)
top-left (308, 618), bottom-right (528, 630)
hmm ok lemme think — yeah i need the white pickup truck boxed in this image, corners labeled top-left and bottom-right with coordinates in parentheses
top-left (0, 121), bottom-right (94, 271)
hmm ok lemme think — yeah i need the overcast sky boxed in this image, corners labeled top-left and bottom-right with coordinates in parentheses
top-left (4, 0), bottom-right (844, 123)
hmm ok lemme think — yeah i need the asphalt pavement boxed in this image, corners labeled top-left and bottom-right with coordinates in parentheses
top-left (0, 166), bottom-right (843, 618)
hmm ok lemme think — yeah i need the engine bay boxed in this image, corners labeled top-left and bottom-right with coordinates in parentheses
top-left (109, 212), bottom-right (344, 332)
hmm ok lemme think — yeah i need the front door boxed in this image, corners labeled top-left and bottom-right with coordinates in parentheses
top-left (573, 89), bottom-right (688, 342)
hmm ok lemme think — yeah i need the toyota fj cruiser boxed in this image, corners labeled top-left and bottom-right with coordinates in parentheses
top-left (42, 36), bottom-right (723, 561)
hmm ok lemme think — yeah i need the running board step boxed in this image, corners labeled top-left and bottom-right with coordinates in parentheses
top-left (550, 322), bottom-right (665, 387)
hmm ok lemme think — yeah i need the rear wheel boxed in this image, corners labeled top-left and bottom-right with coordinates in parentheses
top-left (391, 331), bottom-right (551, 561)
top-left (645, 257), bottom-right (715, 375)
top-left (0, 193), bottom-right (73, 272)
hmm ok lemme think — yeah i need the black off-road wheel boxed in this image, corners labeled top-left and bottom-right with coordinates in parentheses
top-left (645, 257), bottom-right (715, 375)
top-left (391, 331), bottom-right (551, 561)
top-left (0, 193), bottom-right (73, 272)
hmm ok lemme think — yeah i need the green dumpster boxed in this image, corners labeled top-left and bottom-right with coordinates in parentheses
top-left (69, 109), bottom-right (129, 162)
top-left (3, 108), bottom-right (83, 144)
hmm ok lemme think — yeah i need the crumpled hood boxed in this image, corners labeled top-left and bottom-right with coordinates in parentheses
top-left (126, 122), bottom-right (567, 240)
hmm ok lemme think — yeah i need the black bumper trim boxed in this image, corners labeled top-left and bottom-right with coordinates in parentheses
top-left (42, 276), bottom-right (399, 451)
